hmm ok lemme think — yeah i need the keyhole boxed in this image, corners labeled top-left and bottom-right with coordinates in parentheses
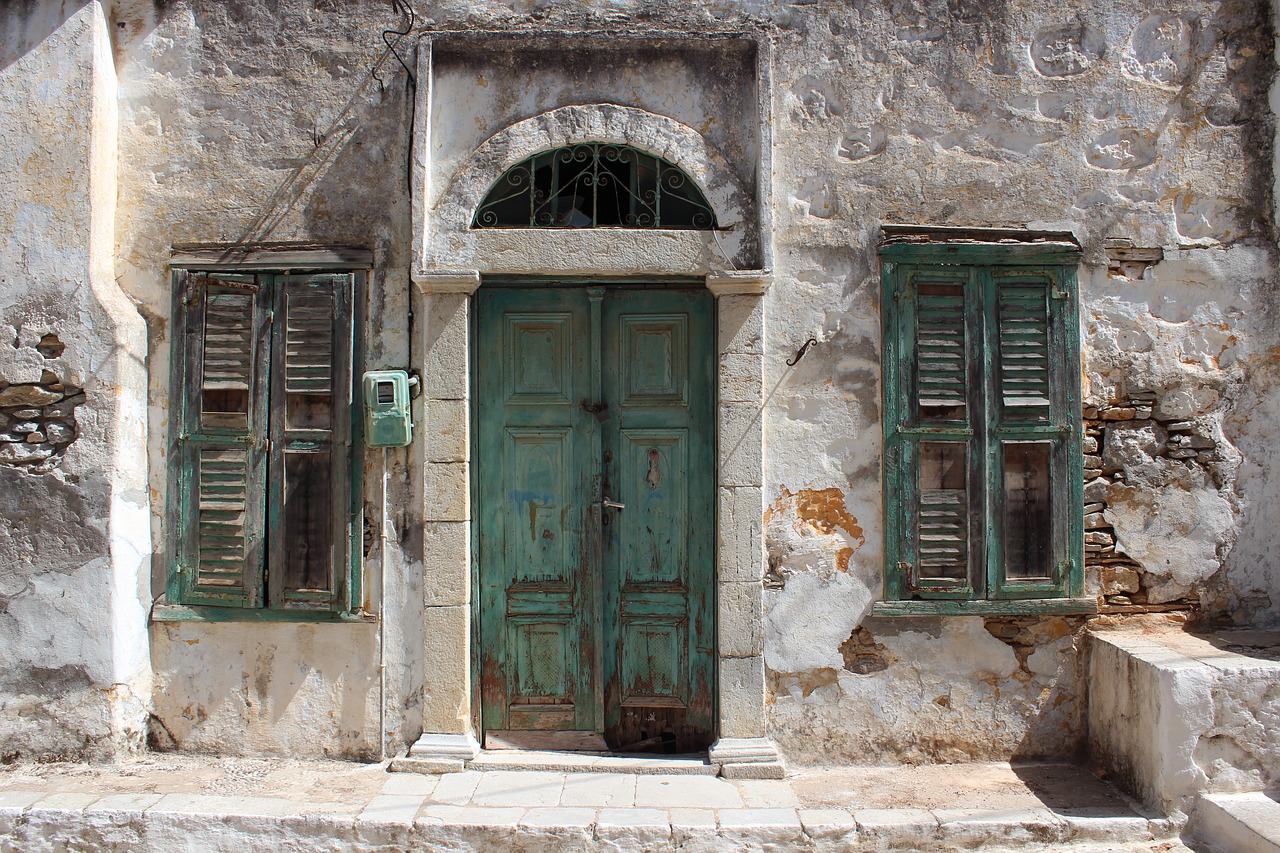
top-left (646, 449), bottom-right (661, 490)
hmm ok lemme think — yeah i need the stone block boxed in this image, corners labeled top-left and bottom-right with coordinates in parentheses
top-left (423, 295), bottom-right (470, 402)
top-left (1101, 565), bottom-right (1140, 595)
top-left (719, 403), bottom-right (763, 488)
top-left (388, 757), bottom-right (465, 775)
top-left (731, 778), bottom-right (798, 806)
top-left (595, 807), bottom-right (672, 846)
top-left (719, 580), bottom-right (764, 659)
top-left (717, 657), bottom-right (766, 738)
top-left (854, 808), bottom-right (939, 845)
top-left (424, 461), bottom-right (468, 522)
top-left (417, 804), bottom-right (525, 826)
top-left (84, 793), bottom-right (163, 813)
top-left (420, 606), bottom-right (472, 733)
top-left (634, 775), bottom-right (742, 809)
top-left (359, 794), bottom-right (427, 825)
top-left (719, 351), bottom-right (762, 403)
top-left (0, 385), bottom-right (61, 406)
top-left (721, 761), bottom-right (786, 779)
top-left (798, 808), bottom-right (857, 841)
top-left (424, 521), bottom-right (470, 607)
top-left (1062, 810), bottom-right (1154, 842)
top-left (425, 398), bottom-right (468, 463)
top-left (31, 792), bottom-right (98, 812)
top-left (669, 807), bottom-right (718, 828)
top-left (718, 295), bottom-right (764, 355)
top-left (428, 770), bottom-right (484, 805)
top-left (561, 773), bottom-right (636, 807)
top-left (471, 771), bottom-right (565, 807)
top-left (518, 806), bottom-right (597, 828)
top-left (719, 486), bottom-right (764, 583)
top-left (717, 808), bottom-right (803, 846)
top-left (933, 807), bottom-right (1066, 847)
top-left (381, 773), bottom-right (440, 796)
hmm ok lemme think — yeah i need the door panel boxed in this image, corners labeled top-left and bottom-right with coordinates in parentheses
top-left (602, 289), bottom-right (715, 753)
top-left (477, 285), bottom-right (715, 752)
top-left (477, 288), bottom-right (597, 736)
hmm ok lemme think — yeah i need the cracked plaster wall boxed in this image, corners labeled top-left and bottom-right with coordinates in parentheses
top-left (0, 1), bottom-right (150, 762)
top-left (3, 0), bottom-right (1278, 765)
top-left (108, 0), bottom-right (423, 759)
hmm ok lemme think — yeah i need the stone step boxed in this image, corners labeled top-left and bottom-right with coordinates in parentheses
top-left (0, 789), bottom-right (1185, 852)
top-left (467, 750), bottom-right (720, 775)
top-left (1194, 792), bottom-right (1280, 853)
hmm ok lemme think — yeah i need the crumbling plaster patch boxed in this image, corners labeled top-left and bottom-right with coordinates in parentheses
top-left (0, 0), bottom-right (151, 761)
top-left (770, 617), bottom-right (1085, 764)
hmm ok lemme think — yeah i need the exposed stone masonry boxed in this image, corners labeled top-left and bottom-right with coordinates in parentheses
top-left (0, 371), bottom-right (83, 474)
top-left (1083, 391), bottom-right (1212, 613)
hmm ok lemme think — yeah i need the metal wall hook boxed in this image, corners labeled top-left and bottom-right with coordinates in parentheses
top-left (786, 337), bottom-right (818, 367)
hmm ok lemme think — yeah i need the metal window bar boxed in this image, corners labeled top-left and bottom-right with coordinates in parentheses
top-left (473, 143), bottom-right (717, 230)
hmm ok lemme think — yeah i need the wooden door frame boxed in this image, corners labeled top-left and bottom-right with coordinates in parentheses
top-left (405, 269), bottom-right (782, 776)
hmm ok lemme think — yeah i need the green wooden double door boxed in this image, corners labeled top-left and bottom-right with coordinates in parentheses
top-left (476, 284), bottom-right (716, 752)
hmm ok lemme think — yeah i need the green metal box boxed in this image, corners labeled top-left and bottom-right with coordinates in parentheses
top-left (362, 370), bottom-right (414, 447)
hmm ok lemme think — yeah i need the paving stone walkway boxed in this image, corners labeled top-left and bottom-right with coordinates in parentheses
top-left (0, 754), bottom-right (1200, 851)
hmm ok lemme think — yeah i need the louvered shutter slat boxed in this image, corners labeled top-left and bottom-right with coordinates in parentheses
top-left (998, 282), bottom-right (1052, 417)
top-left (915, 286), bottom-right (967, 418)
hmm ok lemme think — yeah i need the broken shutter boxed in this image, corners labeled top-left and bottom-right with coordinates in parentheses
top-left (174, 271), bottom-right (270, 607)
top-left (268, 274), bottom-right (354, 610)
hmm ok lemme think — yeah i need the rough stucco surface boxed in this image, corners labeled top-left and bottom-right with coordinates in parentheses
top-left (149, 622), bottom-right (381, 759)
top-left (1, 0), bottom-right (1277, 769)
top-left (0, 1), bottom-right (151, 762)
top-left (1089, 627), bottom-right (1280, 817)
top-left (109, 0), bottom-right (422, 758)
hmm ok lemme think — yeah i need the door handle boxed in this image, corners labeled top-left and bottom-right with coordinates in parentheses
top-left (602, 497), bottom-right (625, 510)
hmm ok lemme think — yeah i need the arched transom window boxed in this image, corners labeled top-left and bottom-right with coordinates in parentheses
top-left (472, 143), bottom-right (717, 230)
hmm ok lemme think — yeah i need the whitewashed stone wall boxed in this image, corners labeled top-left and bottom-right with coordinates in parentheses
top-left (0, 0), bottom-right (1276, 766)
top-left (0, 1), bottom-right (151, 761)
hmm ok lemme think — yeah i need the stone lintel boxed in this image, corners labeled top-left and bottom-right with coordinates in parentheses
top-left (706, 269), bottom-right (772, 296)
top-left (407, 732), bottom-right (480, 764)
top-left (413, 269), bottom-right (482, 294)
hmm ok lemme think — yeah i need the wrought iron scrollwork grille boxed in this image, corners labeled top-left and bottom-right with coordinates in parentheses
top-left (472, 144), bottom-right (718, 230)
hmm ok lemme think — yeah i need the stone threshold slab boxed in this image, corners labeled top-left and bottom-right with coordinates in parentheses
top-left (467, 750), bottom-right (720, 775)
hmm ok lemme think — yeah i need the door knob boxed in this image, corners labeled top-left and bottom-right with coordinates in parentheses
top-left (602, 498), bottom-right (625, 510)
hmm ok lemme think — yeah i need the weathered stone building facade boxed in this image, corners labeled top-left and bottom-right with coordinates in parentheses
top-left (2, 0), bottom-right (1278, 815)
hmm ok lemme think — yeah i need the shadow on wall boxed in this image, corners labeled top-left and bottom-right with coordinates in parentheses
top-left (1, 1), bottom-right (164, 73)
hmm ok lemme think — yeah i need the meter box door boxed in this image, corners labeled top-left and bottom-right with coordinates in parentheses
top-left (363, 370), bottom-right (414, 447)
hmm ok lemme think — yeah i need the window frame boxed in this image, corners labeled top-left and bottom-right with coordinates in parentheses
top-left (158, 265), bottom-right (366, 622)
top-left (878, 241), bottom-right (1087, 615)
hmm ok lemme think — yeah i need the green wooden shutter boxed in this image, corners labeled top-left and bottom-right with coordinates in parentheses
top-left (988, 267), bottom-right (1081, 599)
top-left (886, 265), bottom-right (980, 599)
top-left (883, 251), bottom-right (1083, 606)
top-left (268, 273), bottom-right (354, 610)
top-left (174, 272), bottom-right (270, 607)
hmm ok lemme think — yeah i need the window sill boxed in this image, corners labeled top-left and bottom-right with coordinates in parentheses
top-left (871, 598), bottom-right (1098, 617)
top-left (151, 602), bottom-right (377, 624)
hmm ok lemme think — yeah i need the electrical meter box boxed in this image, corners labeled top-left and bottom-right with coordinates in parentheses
top-left (362, 370), bottom-right (415, 447)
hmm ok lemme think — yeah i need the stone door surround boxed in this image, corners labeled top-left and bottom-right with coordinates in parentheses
top-left (404, 97), bottom-right (782, 777)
